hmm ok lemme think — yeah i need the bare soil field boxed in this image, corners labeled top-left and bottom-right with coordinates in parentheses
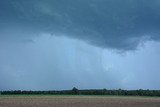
top-left (0, 95), bottom-right (160, 107)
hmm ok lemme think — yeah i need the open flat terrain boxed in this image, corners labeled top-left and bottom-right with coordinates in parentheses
top-left (0, 95), bottom-right (160, 107)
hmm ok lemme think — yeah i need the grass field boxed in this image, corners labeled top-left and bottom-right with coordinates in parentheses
top-left (0, 95), bottom-right (160, 107)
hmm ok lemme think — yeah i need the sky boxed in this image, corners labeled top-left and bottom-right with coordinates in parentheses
top-left (0, 0), bottom-right (160, 90)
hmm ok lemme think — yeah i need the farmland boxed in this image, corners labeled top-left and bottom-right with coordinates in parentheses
top-left (0, 95), bottom-right (160, 107)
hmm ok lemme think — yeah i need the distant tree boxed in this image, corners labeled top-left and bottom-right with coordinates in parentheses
top-left (103, 88), bottom-right (107, 95)
top-left (1, 89), bottom-right (160, 96)
top-left (72, 87), bottom-right (79, 94)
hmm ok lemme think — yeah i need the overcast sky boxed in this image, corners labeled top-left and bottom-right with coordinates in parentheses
top-left (1, 0), bottom-right (160, 90)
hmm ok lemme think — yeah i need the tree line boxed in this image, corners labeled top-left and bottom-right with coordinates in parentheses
top-left (1, 88), bottom-right (160, 97)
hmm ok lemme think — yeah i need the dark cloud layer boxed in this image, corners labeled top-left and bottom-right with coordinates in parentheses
top-left (1, 0), bottom-right (160, 50)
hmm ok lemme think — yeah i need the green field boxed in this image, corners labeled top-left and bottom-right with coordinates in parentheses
top-left (0, 95), bottom-right (160, 107)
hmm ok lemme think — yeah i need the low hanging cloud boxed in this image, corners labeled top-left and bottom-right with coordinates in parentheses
top-left (1, 0), bottom-right (160, 50)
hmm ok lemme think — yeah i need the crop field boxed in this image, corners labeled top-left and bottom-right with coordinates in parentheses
top-left (0, 95), bottom-right (160, 107)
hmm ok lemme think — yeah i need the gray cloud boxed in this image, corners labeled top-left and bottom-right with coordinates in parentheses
top-left (0, 35), bottom-right (124, 90)
top-left (1, 0), bottom-right (160, 50)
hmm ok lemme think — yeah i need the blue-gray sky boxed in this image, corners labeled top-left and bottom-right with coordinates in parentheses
top-left (0, 0), bottom-right (160, 90)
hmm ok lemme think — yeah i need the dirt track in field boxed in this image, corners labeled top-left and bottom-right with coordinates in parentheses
top-left (0, 96), bottom-right (160, 107)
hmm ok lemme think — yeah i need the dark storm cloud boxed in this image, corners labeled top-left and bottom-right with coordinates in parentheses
top-left (1, 0), bottom-right (160, 50)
